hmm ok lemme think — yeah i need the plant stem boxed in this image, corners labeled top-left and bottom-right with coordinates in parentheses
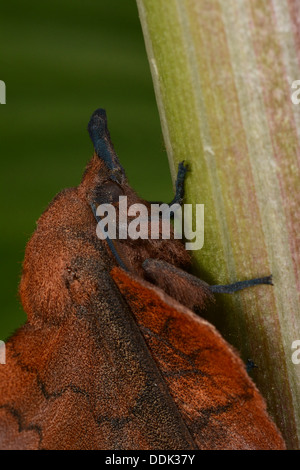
top-left (137, 0), bottom-right (300, 449)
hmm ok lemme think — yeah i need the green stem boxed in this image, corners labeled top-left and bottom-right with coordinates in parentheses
top-left (137, 0), bottom-right (300, 449)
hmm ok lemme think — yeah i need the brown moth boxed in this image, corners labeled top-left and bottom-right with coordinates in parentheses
top-left (0, 109), bottom-right (285, 450)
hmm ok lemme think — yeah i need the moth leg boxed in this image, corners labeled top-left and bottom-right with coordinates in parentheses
top-left (169, 161), bottom-right (189, 207)
top-left (210, 276), bottom-right (273, 293)
top-left (246, 359), bottom-right (258, 373)
top-left (142, 258), bottom-right (214, 311)
top-left (142, 258), bottom-right (272, 312)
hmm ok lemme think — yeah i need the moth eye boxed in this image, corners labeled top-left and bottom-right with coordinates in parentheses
top-left (94, 181), bottom-right (124, 205)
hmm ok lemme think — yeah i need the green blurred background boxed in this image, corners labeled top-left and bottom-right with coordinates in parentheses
top-left (0, 0), bottom-right (173, 340)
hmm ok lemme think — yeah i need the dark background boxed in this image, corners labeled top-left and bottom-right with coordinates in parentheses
top-left (0, 1), bottom-right (173, 339)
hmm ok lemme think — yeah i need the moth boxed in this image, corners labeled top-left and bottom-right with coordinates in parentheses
top-left (0, 109), bottom-right (285, 450)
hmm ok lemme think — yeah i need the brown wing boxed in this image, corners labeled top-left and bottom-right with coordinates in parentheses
top-left (0, 247), bottom-right (196, 449)
top-left (111, 267), bottom-right (286, 450)
top-left (0, 165), bottom-right (199, 450)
